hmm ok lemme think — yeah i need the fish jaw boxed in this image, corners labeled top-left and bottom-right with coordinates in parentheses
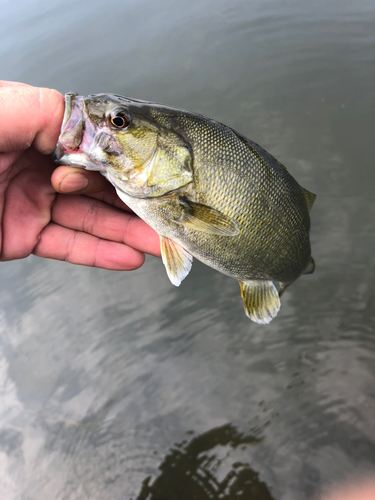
top-left (54, 93), bottom-right (118, 174)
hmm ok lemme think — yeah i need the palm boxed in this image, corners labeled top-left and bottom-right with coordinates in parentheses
top-left (0, 146), bottom-right (54, 260)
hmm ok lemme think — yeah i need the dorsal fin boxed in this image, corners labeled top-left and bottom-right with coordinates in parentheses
top-left (301, 187), bottom-right (316, 213)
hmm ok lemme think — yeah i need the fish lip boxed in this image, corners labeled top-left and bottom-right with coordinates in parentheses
top-left (54, 93), bottom-right (85, 160)
top-left (55, 151), bottom-right (108, 173)
top-left (62, 92), bottom-right (79, 128)
top-left (51, 144), bottom-right (63, 162)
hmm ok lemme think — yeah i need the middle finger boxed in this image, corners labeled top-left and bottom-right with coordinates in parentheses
top-left (51, 194), bottom-right (161, 257)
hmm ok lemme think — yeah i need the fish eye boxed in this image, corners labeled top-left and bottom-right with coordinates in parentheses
top-left (111, 116), bottom-right (126, 128)
top-left (109, 107), bottom-right (131, 129)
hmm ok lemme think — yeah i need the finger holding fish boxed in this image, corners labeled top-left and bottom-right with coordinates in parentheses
top-left (51, 164), bottom-right (161, 255)
top-left (33, 191), bottom-right (161, 269)
top-left (33, 221), bottom-right (147, 270)
top-left (52, 165), bottom-right (143, 213)
top-left (50, 193), bottom-right (161, 257)
top-left (52, 165), bottom-right (110, 195)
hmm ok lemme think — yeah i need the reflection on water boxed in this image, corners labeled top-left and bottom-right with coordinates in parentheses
top-left (1, 0), bottom-right (375, 499)
top-left (137, 425), bottom-right (273, 500)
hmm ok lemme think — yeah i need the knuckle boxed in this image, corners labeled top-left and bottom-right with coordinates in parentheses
top-left (82, 201), bottom-right (101, 234)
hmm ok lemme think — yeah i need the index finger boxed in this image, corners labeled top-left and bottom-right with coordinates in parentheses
top-left (0, 84), bottom-right (64, 155)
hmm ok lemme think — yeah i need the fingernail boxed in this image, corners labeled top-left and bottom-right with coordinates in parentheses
top-left (59, 172), bottom-right (89, 193)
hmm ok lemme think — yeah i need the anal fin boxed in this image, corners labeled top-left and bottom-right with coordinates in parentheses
top-left (160, 235), bottom-right (193, 286)
top-left (239, 280), bottom-right (281, 324)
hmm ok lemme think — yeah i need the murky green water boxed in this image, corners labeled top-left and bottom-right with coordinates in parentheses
top-left (0, 1), bottom-right (374, 499)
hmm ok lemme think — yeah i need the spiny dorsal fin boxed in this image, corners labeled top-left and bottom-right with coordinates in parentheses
top-left (239, 280), bottom-right (280, 324)
top-left (301, 187), bottom-right (316, 213)
top-left (160, 235), bottom-right (193, 286)
top-left (179, 198), bottom-right (239, 236)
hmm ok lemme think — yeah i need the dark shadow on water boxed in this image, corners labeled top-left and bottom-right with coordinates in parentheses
top-left (136, 424), bottom-right (274, 500)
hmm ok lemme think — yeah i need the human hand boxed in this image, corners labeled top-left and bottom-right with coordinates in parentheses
top-left (319, 479), bottom-right (375, 500)
top-left (0, 81), bottom-right (161, 270)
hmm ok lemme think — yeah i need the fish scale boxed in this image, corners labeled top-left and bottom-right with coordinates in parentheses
top-left (55, 93), bottom-right (315, 324)
top-left (152, 113), bottom-right (309, 278)
top-left (155, 111), bottom-right (308, 234)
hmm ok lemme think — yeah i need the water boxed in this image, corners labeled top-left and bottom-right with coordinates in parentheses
top-left (1, 1), bottom-right (375, 499)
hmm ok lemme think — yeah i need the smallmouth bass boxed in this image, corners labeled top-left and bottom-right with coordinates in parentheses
top-left (54, 93), bottom-right (315, 324)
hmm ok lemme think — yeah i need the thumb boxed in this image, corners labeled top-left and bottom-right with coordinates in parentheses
top-left (0, 84), bottom-right (64, 155)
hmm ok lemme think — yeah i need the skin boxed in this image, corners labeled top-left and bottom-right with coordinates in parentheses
top-left (0, 81), bottom-right (160, 269)
top-left (319, 480), bottom-right (375, 500)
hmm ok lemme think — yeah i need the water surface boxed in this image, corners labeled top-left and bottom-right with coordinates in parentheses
top-left (0, 1), bottom-right (374, 499)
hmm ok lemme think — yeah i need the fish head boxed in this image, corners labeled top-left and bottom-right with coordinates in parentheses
top-left (54, 93), bottom-right (193, 198)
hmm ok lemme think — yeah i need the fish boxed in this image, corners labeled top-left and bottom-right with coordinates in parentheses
top-left (54, 92), bottom-right (316, 324)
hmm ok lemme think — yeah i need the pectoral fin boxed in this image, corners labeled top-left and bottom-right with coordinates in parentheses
top-left (239, 280), bottom-right (280, 324)
top-left (160, 236), bottom-right (193, 286)
top-left (179, 198), bottom-right (239, 236)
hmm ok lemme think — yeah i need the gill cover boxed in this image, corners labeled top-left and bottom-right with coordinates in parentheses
top-left (110, 131), bottom-right (193, 199)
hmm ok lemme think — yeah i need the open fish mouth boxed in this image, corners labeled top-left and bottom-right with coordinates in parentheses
top-left (54, 93), bottom-right (83, 158)
top-left (53, 93), bottom-right (108, 173)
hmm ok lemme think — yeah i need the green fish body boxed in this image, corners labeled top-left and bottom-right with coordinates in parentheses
top-left (55, 93), bottom-right (315, 324)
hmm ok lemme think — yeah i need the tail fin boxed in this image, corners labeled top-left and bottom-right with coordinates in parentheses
top-left (303, 257), bottom-right (315, 274)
